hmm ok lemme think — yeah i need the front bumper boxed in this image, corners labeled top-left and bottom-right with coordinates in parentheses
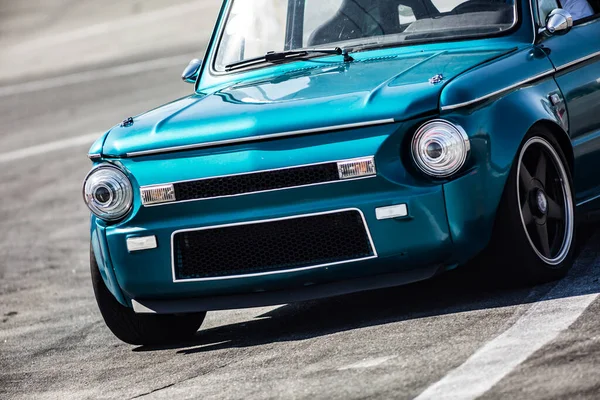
top-left (101, 176), bottom-right (453, 300)
top-left (131, 264), bottom-right (443, 313)
top-left (93, 119), bottom-right (494, 310)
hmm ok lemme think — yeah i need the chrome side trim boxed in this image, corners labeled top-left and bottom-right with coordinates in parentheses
top-left (441, 50), bottom-right (600, 112)
top-left (140, 156), bottom-right (377, 207)
top-left (440, 70), bottom-right (555, 111)
top-left (576, 192), bottom-right (600, 207)
top-left (170, 208), bottom-right (378, 283)
top-left (555, 50), bottom-right (600, 72)
top-left (88, 153), bottom-right (102, 160)
top-left (125, 118), bottom-right (395, 158)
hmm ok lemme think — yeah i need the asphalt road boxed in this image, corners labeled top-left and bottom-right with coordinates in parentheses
top-left (2, 9), bottom-right (600, 400)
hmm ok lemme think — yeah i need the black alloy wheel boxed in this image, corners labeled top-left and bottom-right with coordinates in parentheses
top-left (517, 136), bottom-right (574, 266)
top-left (483, 128), bottom-right (575, 285)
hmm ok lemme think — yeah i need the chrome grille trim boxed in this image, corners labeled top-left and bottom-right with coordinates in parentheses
top-left (140, 156), bottom-right (376, 207)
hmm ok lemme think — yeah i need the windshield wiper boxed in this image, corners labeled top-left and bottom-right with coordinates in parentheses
top-left (224, 47), bottom-right (354, 72)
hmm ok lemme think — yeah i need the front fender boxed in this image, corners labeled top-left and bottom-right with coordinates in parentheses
top-left (91, 216), bottom-right (130, 307)
top-left (441, 76), bottom-right (568, 264)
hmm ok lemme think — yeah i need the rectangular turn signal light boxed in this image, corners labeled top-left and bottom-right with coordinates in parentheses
top-left (337, 157), bottom-right (376, 180)
top-left (375, 204), bottom-right (408, 220)
top-left (140, 184), bottom-right (176, 206)
top-left (126, 236), bottom-right (158, 252)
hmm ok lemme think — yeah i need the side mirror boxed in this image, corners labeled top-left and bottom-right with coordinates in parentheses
top-left (181, 59), bottom-right (202, 84)
top-left (544, 9), bottom-right (573, 35)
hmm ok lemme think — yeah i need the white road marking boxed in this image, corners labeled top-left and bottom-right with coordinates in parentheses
top-left (415, 248), bottom-right (600, 400)
top-left (0, 133), bottom-right (102, 163)
top-left (338, 355), bottom-right (397, 370)
top-left (0, 54), bottom-right (195, 97)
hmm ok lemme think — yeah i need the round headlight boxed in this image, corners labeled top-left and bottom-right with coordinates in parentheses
top-left (411, 120), bottom-right (470, 178)
top-left (83, 166), bottom-right (133, 221)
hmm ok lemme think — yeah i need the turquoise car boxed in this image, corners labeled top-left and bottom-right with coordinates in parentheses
top-left (83, 0), bottom-right (600, 345)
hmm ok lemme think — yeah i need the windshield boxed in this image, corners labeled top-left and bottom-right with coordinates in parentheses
top-left (214, 0), bottom-right (517, 71)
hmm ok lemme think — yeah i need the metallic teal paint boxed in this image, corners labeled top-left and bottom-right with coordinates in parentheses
top-left (102, 48), bottom-right (515, 157)
top-left (438, 46), bottom-right (554, 109)
top-left (91, 217), bottom-right (129, 306)
top-left (442, 78), bottom-right (571, 263)
top-left (541, 20), bottom-right (600, 204)
top-left (87, 131), bottom-right (108, 159)
top-left (104, 120), bottom-right (455, 299)
top-left (87, 0), bottom-right (600, 310)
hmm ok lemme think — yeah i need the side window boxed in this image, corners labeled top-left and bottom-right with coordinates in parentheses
top-left (398, 4), bottom-right (417, 25)
top-left (303, 0), bottom-right (344, 46)
top-left (538, 0), bottom-right (560, 23)
top-left (560, 0), bottom-right (596, 21)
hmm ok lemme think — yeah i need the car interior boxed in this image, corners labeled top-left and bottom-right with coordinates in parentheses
top-left (585, 0), bottom-right (600, 15)
top-left (308, 0), bottom-right (515, 46)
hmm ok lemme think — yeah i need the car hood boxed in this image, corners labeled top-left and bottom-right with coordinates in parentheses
top-left (102, 48), bottom-right (513, 157)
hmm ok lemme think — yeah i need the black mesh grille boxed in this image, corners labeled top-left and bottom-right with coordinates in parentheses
top-left (173, 210), bottom-right (374, 280)
top-left (174, 163), bottom-right (340, 201)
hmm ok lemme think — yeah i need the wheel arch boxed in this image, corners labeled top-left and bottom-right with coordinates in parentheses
top-left (91, 216), bottom-right (130, 307)
top-left (528, 119), bottom-right (574, 173)
top-left (442, 77), bottom-right (572, 265)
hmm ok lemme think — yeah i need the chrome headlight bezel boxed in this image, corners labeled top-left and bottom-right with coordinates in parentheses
top-left (411, 120), bottom-right (470, 178)
top-left (83, 165), bottom-right (133, 222)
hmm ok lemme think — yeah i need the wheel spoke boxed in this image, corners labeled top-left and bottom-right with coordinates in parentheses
top-left (520, 163), bottom-right (534, 191)
top-left (547, 197), bottom-right (563, 220)
top-left (535, 152), bottom-right (547, 187)
top-left (536, 223), bottom-right (551, 257)
top-left (521, 202), bottom-right (533, 225)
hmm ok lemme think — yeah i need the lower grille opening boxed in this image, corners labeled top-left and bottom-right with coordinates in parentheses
top-left (173, 210), bottom-right (375, 281)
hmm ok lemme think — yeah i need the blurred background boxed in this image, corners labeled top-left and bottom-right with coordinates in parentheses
top-left (0, 4), bottom-right (229, 395)
top-left (0, 0), bottom-right (223, 155)
top-left (0, 0), bottom-right (221, 285)
top-left (0, 0), bottom-right (220, 82)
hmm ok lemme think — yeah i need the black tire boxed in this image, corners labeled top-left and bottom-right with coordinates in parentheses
top-left (484, 127), bottom-right (576, 285)
top-left (90, 246), bottom-right (206, 345)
